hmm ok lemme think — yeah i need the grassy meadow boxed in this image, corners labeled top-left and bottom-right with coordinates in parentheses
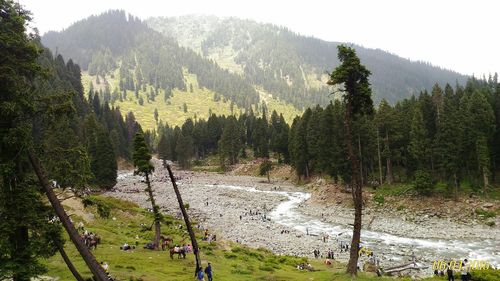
top-left (82, 68), bottom-right (302, 130)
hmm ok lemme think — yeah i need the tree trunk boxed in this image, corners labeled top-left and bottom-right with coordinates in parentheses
top-left (385, 129), bottom-right (394, 184)
top-left (12, 227), bottom-right (29, 281)
top-left (358, 135), bottom-right (364, 186)
top-left (165, 164), bottom-right (201, 277)
top-left (377, 129), bottom-right (383, 185)
top-left (27, 150), bottom-right (108, 281)
top-left (453, 173), bottom-right (459, 201)
top-left (57, 243), bottom-right (85, 281)
top-left (145, 173), bottom-right (161, 249)
top-left (344, 103), bottom-right (363, 276)
top-left (483, 166), bottom-right (489, 189)
top-left (267, 171), bottom-right (270, 183)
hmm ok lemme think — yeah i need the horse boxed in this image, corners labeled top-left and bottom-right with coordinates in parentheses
top-left (89, 235), bottom-right (100, 250)
top-left (160, 235), bottom-right (173, 251)
top-left (170, 247), bottom-right (186, 259)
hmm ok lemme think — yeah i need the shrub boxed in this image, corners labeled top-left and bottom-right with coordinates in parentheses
top-left (476, 208), bottom-right (496, 219)
top-left (413, 170), bottom-right (434, 195)
top-left (373, 194), bottom-right (385, 205)
top-left (471, 268), bottom-right (500, 281)
top-left (485, 221), bottom-right (495, 227)
top-left (82, 197), bottom-right (111, 218)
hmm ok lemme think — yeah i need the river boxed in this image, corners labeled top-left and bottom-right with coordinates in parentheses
top-left (206, 183), bottom-right (499, 270)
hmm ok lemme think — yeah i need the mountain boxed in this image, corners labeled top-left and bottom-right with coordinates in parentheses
top-left (42, 11), bottom-right (284, 129)
top-left (147, 15), bottom-right (468, 106)
top-left (42, 11), bottom-right (468, 129)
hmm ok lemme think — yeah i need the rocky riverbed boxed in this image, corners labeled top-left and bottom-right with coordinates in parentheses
top-left (107, 159), bottom-right (499, 272)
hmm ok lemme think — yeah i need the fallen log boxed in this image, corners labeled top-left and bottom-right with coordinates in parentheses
top-left (383, 262), bottom-right (428, 275)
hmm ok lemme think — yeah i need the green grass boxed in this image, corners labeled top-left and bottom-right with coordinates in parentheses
top-left (44, 195), bottom-right (497, 280)
top-left (43, 196), bottom-right (365, 280)
top-left (83, 69), bottom-right (242, 130)
top-left (82, 68), bottom-right (303, 131)
top-left (372, 184), bottom-right (414, 197)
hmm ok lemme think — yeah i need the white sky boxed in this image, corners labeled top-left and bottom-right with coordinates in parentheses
top-left (19, 0), bottom-right (500, 77)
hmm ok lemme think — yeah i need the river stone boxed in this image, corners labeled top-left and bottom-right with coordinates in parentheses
top-left (482, 203), bottom-right (494, 208)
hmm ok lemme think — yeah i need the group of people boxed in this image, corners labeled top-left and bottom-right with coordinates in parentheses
top-left (80, 229), bottom-right (100, 250)
top-left (339, 241), bottom-right (350, 252)
top-left (434, 259), bottom-right (472, 281)
top-left (196, 263), bottom-right (213, 281)
top-left (238, 208), bottom-right (269, 223)
top-left (202, 229), bottom-right (217, 243)
top-left (172, 244), bottom-right (193, 253)
top-left (312, 249), bottom-right (321, 258)
top-left (296, 263), bottom-right (314, 271)
top-left (313, 248), bottom-right (335, 260)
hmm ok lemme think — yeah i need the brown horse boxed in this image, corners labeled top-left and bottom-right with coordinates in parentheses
top-left (89, 235), bottom-right (100, 250)
top-left (160, 235), bottom-right (173, 251)
top-left (169, 247), bottom-right (186, 259)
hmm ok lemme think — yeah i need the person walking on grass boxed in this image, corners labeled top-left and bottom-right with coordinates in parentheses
top-left (205, 262), bottom-right (213, 281)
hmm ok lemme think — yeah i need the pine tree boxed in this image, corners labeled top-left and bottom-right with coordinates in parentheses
top-left (466, 91), bottom-right (495, 188)
top-left (270, 112), bottom-right (290, 163)
top-left (0, 3), bottom-right (61, 278)
top-left (259, 159), bottom-right (273, 183)
top-left (327, 45), bottom-right (373, 275)
top-left (133, 132), bottom-right (162, 249)
top-left (90, 127), bottom-right (117, 188)
top-left (157, 134), bottom-right (169, 166)
top-left (219, 116), bottom-right (242, 166)
top-left (409, 106), bottom-right (429, 169)
top-left (175, 133), bottom-right (194, 169)
top-left (375, 99), bottom-right (395, 184)
top-left (306, 106), bottom-right (323, 172)
top-left (437, 86), bottom-right (462, 193)
top-left (252, 118), bottom-right (269, 158)
top-left (0, 2), bottom-right (107, 279)
top-left (42, 115), bottom-right (92, 189)
top-left (291, 109), bottom-right (311, 179)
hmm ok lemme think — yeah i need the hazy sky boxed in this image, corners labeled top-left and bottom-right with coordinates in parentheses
top-left (19, 0), bottom-right (499, 76)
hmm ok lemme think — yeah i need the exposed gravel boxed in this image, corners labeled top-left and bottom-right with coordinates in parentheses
top-left (107, 159), bottom-right (500, 272)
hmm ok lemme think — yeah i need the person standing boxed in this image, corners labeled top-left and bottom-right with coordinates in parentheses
top-left (197, 267), bottom-right (204, 281)
top-left (460, 259), bottom-right (468, 281)
top-left (205, 262), bottom-right (213, 281)
top-left (447, 261), bottom-right (455, 281)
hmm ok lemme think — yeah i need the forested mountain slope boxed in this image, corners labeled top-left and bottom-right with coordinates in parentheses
top-left (41, 11), bottom-right (285, 129)
top-left (148, 15), bottom-right (468, 106)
